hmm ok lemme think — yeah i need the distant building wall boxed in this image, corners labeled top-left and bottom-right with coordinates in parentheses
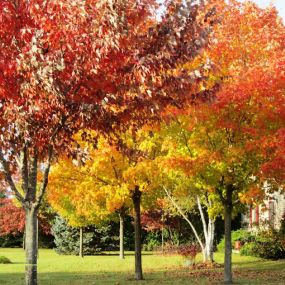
top-left (241, 192), bottom-right (285, 230)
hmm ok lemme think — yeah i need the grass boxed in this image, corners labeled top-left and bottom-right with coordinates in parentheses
top-left (0, 248), bottom-right (284, 285)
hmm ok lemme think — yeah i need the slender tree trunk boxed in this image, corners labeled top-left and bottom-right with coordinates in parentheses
top-left (132, 187), bottom-right (143, 280)
top-left (23, 228), bottom-right (26, 250)
top-left (79, 227), bottom-right (84, 258)
top-left (202, 217), bottom-right (215, 263)
top-left (224, 188), bottom-right (233, 284)
top-left (161, 227), bottom-right (164, 253)
top-left (208, 218), bottom-right (215, 262)
top-left (119, 210), bottom-right (125, 259)
top-left (25, 208), bottom-right (38, 285)
top-left (164, 187), bottom-right (206, 258)
top-left (197, 196), bottom-right (214, 262)
top-left (37, 218), bottom-right (39, 259)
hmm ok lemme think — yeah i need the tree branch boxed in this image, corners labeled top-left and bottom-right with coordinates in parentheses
top-left (216, 187), bottom-right (226, 205)
top-left (233, 198), bottom-right (240, 206)
top-left (163, 186), bottom-right (205, 253)
top-left (25, 147), bottom-right (38, 202)
top-left (20, 144), bottom-right (29, 194)
top-left (196, 195), bottom-right (208, 243)
top-left (182, 131), bottom-right (194, 157)
top-left (0, 148), bottom-right (25, 206)
top-left (35, 145), bottom-right (53, 210)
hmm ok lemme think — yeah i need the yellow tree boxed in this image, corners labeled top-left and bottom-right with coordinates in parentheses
top-left (48, 129), bottom-right (163, 279)
top-left (48, 156), bottom-right (110, 257)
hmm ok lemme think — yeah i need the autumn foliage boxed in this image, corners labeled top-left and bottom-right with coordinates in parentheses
top-left (0, 198), bottom-right (25, 236)
top-left (0, 1), bottom-right (285, 285)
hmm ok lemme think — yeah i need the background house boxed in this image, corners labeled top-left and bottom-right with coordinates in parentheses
top-left (242, 191), bottom-right (285, 230)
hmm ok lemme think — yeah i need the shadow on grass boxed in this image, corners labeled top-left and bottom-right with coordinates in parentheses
top-left (53, 252), bottom-right (154, 257)
top-left (0, 270), bottom-right (222, 285)
top-left (92, 252), bottom-right (154, 256)
top-left (1, 259), bottom-right (285, 285)
top-left (0, 272), bottom-right (163, 285)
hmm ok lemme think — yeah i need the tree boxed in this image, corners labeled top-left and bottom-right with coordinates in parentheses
top-left (48, 130), bottom-right (163, 280)
top-left (162, 1), bottom-right (285, 283)
top-left (156, 142), bottom-right (217, 262)
top-left (0, 197), bottom-right (25, 236)
top-left (141, 208), bottom-right (193, 251)
top-left (206, 2), bottom-right (285, 283)
top-left (0, 1), bottom-right (217, 284)
top-left (0, 195), bottom-right (53, 249)
top-left (47, 135), bottom-right (128, 258)
top-left (131, 118), bottom-right (218, 262)
top-left (51, 215), bottom-right (118, 255)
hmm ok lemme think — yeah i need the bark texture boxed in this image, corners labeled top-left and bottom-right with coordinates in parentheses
top-left (132, 187), bottom-right (143, 280)
top-left (25, 208), bottom-right (38, 285)
top-left (119, 209), bottom-right (125, 259)
top-left (0, 145), bottom-right (53, 285)
top-left (224, 187), bottom-right (233, 284)
top-left (197, 196), bottom-right (215, 262)
top-left (79, 227), bottom-right (83, 258)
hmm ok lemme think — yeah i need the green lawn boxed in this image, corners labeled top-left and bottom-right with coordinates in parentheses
top-left (0, 248), bottom-right (284, 285)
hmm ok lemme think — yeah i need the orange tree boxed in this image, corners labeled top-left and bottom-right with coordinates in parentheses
top-left (162, 1), bottom-right (285, 283)
top-left (0, 1), bottom-right (217, 284)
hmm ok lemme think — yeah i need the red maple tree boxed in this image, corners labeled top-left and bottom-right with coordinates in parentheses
top-left (0, 198), bottom-right (25, 236)
top-left (0, 1), bottom-right (216, 284)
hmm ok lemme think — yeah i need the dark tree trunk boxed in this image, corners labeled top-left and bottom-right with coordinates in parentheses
top-left (23, 228), bottom-right (26, 250)
top-left (132, 187), bottom-right (143, 280)
top-left (79, 227), bottom-right (83, 258)
top-left (224, 187), bottom-right (233, 284)
top-left (161, 227), bottom-right (164, 253)
top-left (119, 210), bottom-right (125, 259)
top-left (25, 208), bottom-right (38, 285)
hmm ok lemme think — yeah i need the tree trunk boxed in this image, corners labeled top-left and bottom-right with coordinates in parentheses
top-left (161, 227), bottom-right (164, 253)
top-left (197, 196), bottom-right (215, 262)
top-left (79, 227), bottom-right (83, 258)
top-left (25, 208), bottom-right (38, 285)
top-left (208, 218), bottom-right (215, 263)
top-left (164, 187), bottom-right (206, 258)
top-left (203, 218), bottom-right (215, 262)
top-left (132, 187), bottom-right (143, 280)
top-left (224, 197), bottom-right (233, 284)
top-left (23, 228), bottom-right (26, 250)
top-left (119, 210), bottom-right (125, 259)
top-left (37, 218), bottom-right (39, 259)
top-left (0, 145), bottom-right (53, 285)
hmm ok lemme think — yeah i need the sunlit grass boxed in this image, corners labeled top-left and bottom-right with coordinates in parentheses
top-left (0, 248), bottom-right (284, 284)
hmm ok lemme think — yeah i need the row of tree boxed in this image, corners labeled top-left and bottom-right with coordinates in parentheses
top-left (0, 1), bottom-right (284, 285)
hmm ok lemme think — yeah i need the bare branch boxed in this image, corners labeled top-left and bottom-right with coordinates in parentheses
top-left (21, 145), bottom-right (29, 193)
top-left (196, 195), bottom-right (208, 242)
top-left (35, 145), bottom-right (53, 210)
top-left (163, 186), bottom-right (205, 253)
top-left (182, 131), bottom-right (194, 157)
top-left (233, 198), bottom-right (240, 206)
top-left (29, 147), bottom-right (38, 189)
